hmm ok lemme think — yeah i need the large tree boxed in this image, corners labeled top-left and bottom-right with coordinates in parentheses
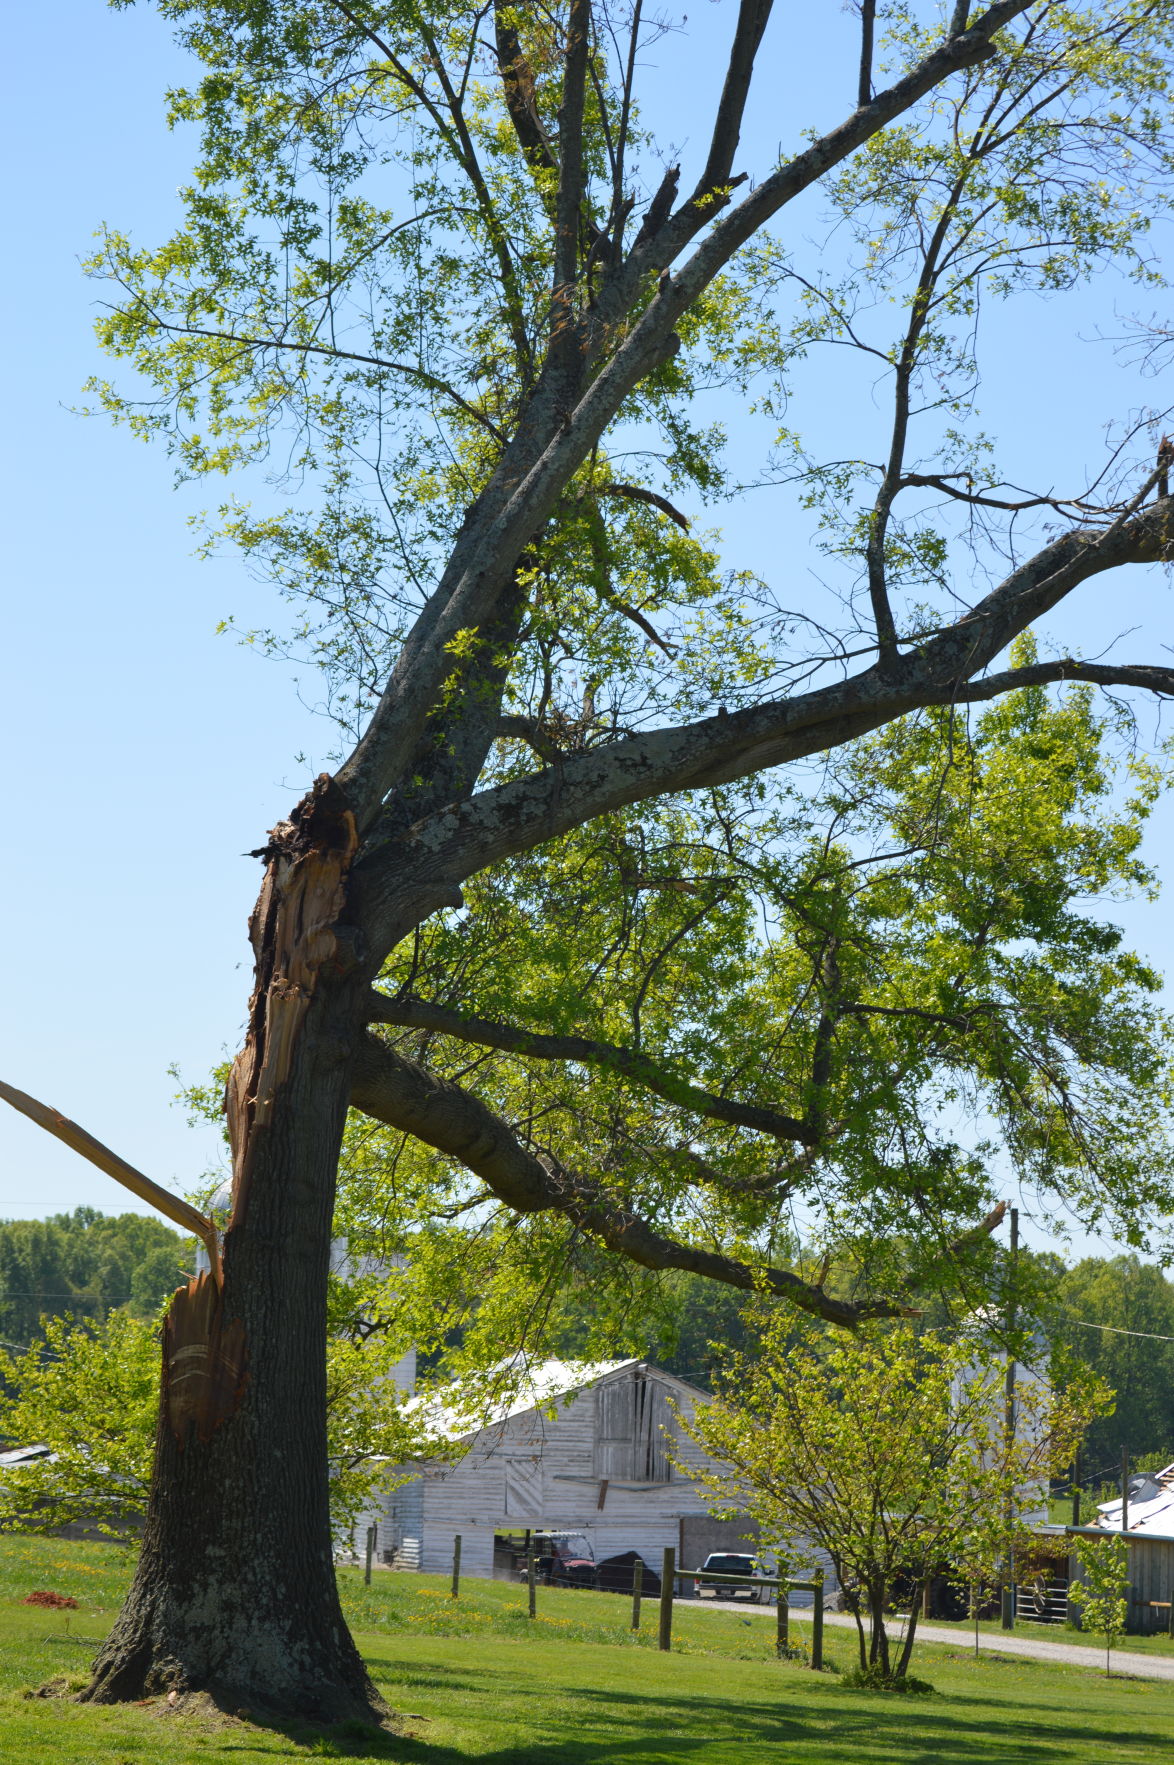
top-left (13, 0), bottom-right (1174, 1722)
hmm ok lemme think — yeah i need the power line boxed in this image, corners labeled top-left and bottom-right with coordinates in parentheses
top-left (1066, 1319), bottom-right (1174, 1343)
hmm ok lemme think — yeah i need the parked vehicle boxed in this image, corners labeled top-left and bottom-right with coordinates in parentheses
top-left (693, 1552), bottom-right (771, 1602)
top-left (532, 1531), bottom-right (596, 1588)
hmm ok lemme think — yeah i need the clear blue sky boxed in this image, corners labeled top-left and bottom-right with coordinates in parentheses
top-left (1, 2), bottom-right (1171, 1266)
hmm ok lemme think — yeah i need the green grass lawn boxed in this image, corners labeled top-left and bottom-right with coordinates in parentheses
top-left (925, 1611), bottom-right (1174, 1657)
top-left (0, 1536), bottom-right (1170, 1763)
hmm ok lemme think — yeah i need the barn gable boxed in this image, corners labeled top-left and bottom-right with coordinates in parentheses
top-left (368, 1358), bottom-right (735, 1581)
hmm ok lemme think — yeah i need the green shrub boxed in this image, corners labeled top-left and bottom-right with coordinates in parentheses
top-left (841, 1664), bottom-right (934, 1695)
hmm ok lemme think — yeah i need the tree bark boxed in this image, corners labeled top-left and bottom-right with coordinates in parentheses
top-left (82, 780), bottom-right (382, 1722)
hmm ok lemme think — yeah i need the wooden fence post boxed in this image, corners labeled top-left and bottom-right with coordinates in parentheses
top-left (364, 1523), bottom-right (376, 1587)
top-left (811, 1574), bottom-right (824, 1671)
top-left (658, 1547), bottom-right (675, 1651)
top-left (451, 1533), bottom-right (461, 1599)
top-left (527, 1537), bottom-right (537, 1619)
top-left (631, 1558), bottom-right (643, 1632)
top-left (776, 1584), bottom-right (789, 1656)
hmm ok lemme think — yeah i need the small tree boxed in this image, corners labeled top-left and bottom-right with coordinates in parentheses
top-left (0, 1311), bottom-right (420, 1542)
top-left (951, 1530), bottom-right (1001, 1656)
top-left (0, 1312), bottom-right (158, 1541)
top-left (1070, 1534), bottom-right (1130, 1675)
top-left (680, 1317), bottom-right (1106, 1682)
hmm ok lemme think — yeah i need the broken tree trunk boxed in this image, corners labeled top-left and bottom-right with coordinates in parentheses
top-left (79, 776), bottom-right (383, 1720)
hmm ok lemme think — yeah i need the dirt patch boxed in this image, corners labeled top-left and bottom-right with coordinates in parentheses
top-left (27, 1675), bottom-right (87, 1699)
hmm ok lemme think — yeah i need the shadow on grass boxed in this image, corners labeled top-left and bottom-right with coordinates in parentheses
top-left (229, 1667), bottom-right (1170, 1764)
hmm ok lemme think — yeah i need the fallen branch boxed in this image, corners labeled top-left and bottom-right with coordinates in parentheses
top-left (0, 1079), bottom-right (221, 1287)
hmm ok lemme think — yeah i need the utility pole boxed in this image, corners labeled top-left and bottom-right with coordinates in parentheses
top-left (1121, 1446), bottom-right (1130, 1539)
top-left (1001, 1206), bottom-right (1019, 1632)
top-left (1122, 1445), bottom-right (1132, 1635)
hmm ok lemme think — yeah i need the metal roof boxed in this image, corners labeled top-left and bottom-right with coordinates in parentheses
top-left (1094, 1462), bottom-right (1174, 1535)
top-left (406, 1355), bottom-right (638, 1445)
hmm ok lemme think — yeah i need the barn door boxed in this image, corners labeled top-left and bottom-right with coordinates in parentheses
top-left (636, 1380), bottom-right (672, 1484)
top-left (594, 1380), bottom-right (637, 1479)
top-left (595, 1375), bottom-right (674, 1483)
top-left (504, 1455), bottom-right (543, 1519)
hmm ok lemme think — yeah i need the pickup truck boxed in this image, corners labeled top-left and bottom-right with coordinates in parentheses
top-left (693, 1552), bottom-right (771, 1602)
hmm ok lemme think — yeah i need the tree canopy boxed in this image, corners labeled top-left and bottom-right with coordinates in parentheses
top-left (89, 0), bottom-right (1174, 1327)
top-left (307, 655), bottom-right (1174, 1372)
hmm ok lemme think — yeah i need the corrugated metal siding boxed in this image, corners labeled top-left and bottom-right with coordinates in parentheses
top-left (1127, 1537), bottom-right (1174, 1633)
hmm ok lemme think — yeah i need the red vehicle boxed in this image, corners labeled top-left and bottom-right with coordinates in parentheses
top-left (533, 1531), bottom-right (596, 1588)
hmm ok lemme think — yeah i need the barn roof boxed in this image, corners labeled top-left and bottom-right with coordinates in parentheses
top-left (406, 1355), bottom-right (707, 1448)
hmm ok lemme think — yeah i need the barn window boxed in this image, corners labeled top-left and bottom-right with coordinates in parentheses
top-left (594, 1375), bottom-right (672, 1484)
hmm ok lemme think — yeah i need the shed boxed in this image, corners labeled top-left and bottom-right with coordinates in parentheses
top-left (367, 1357), bottom-right (817, 1591)
top-left (1074, 1460), bottom-right (1174, 1634)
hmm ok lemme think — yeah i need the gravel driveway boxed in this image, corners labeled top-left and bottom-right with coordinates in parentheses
top-left (687, 1595), bottom-right (1174, 1681)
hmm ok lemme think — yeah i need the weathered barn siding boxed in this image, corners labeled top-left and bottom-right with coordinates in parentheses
top-left (376, 1362), bottom-right (745, 1584)
top-left (1123, 1535), bottom-right (1174, 1632)
top-left (1067, 1533), bottom-right (1174, 1635)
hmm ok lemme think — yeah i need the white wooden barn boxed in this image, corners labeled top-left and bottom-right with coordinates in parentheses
top-left (368, 1357), bottom-right (763, 1584)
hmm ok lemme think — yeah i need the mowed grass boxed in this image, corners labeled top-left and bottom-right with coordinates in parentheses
top-left (0, 1536), bottom-right (1170, 1762)
top-left (925, 1612), bottom-right (1174, 1658)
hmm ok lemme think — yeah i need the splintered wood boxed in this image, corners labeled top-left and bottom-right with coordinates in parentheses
top-left (226, 773), bottom-right (359, 1229)
top-left (164, 1271), bottom-right (248, 1444)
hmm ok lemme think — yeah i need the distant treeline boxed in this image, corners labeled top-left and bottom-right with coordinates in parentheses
top-left (545, 1253), bottom-right (1174, 1474)
top-left (0, 1208), bottom-right (190, 1345)
top-left (2, 1208), bottom-right (1170, 1475)
top-left (1044, 1254), bottom-right (1174, 1478)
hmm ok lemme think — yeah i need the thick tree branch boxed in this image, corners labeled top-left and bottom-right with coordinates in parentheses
top-left (553, 0), bottom-right (592, 301)
top-left (694, 0), bottom-right (775, 202)
top-left (953, 658), bottom-right (1174, 703)
top-left (858, 0), bottom-right (877, 107)
top-left (349, 1034), bottom-right (904, 1324)
top-left (495, 714), bottom-right (563, 762)
top-left (945, 1200), bottom-right (1006, 1260)
top-left (0, 1079), bottom-right (222, 1287)
top-left (365, 991), bottom-right (814, 1143)
top-left (373, 495), bottom-right (1174, 912)
top-left (594, 481), bottom-right (690, 529)
top-left (493, 3), bottom-right (609, 257)
top-left (494, 4), bottom-right (560, 182)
